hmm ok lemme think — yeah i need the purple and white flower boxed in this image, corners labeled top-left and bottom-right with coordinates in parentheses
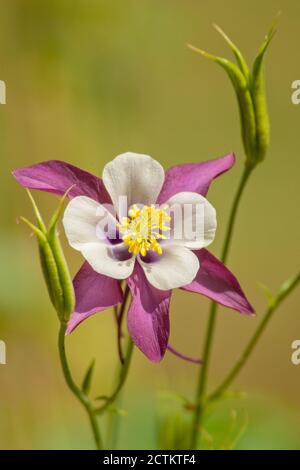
top-left (13, 152), bottom-right (254, 362)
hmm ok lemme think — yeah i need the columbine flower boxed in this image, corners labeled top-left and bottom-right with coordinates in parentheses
top-left (13, 152), bottom-right (253, 362)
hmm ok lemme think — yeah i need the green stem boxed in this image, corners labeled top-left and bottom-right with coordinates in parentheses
top-left (58, 322), bottom-right (103, 450)
top-left (209, 271), bottom-right (300, 402)
top-left (105, 338), bottom-right (133, 449)
top-left (95, 336), bottom-right (134, 416)
top-left (220, 166), bottom-right (252, 265)
top-left (94, 286), bottom-right (133, 416)
top-left (190, 166), bottom-right (252, 449)
top-left (104, 286), bottom-right (134, 449)
top-left (116, 285), bottom-right (131, 364)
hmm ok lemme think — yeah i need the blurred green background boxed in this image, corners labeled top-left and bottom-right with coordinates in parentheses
top-left (0, 0), bottom-right (299, 449)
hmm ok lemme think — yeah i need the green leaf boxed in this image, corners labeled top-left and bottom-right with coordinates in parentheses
top-left (220, 408), bottom-right (249, 450)
top-left (106, 404), bottom-right (128, 417)
top-left (81, 359), bottom-right (95, 395)
top-left (201, 427), bottom-right (215, 450)
top-left (157, 413), bottom-right (190, 450)
top-left (258, 282), bottom-right (275, 307)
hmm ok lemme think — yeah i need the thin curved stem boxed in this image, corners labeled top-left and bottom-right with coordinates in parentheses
top-left (209, 271), bottom-right (300, 402)
top-left (95, 286), bottom-right (133, 416)
top-left (58, 322), bottom-right (103, 450)
top-left (95, 336), bottom-right (134, 416)
top-left (103, 285), bottom-right (134, 449)
top-left (114, 305), bottom-right (125, 364)
top-left (190, 166), bottom-right (252, 449)
top-left (116, 285), bottom-right (131, 364)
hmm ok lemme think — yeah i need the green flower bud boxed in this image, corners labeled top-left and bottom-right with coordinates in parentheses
top-left (250, 28), bottom-right (275, 163)
top-left (81, 358), bottom-right (96, 395)
top-left (21, 190), bottom-right (75, 322)
top-left (188, 22), bottom-right (276, 168)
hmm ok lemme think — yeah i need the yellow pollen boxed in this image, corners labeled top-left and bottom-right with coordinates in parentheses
top-left (118, 205), bottom-right (171, 256)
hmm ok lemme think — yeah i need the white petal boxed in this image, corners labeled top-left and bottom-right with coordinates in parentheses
top-left (165, 192), bottom-right (217, 250)
top-left (82, 243), bottom-right (135, 279)
top-left (63, 196), bottom-right (135, 279)
top-left (102, 152), bottom-right (165, 215)
top-left (63, 196), bottom-right (118, 249)
top-left (138, 245), bottom-right (199, 290)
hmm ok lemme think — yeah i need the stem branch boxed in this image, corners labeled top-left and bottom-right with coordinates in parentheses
top-left (95, 337), bottom-right (134, 416)
top-left (209, 271), bottom-right (300, 402)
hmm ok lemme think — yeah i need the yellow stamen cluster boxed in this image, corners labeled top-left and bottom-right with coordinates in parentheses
top-left (118, 205), bottom-right (171, 256)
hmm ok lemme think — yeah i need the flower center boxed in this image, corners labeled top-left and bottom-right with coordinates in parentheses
top-left (118, 205), bottom-right (171, 256)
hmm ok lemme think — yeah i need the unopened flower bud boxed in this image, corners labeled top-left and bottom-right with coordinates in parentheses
top-left (189, 22), bottom-right (276, 168)
top-left (22, 190), bottom-right (75, 322)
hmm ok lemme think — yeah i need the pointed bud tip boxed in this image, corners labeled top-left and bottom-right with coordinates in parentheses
top-left (212, 23), bottom-right (227, 38)
top-left (187, 43), bottom-right (207, 56)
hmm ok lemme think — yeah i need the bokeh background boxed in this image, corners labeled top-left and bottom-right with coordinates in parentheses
top-left (0, 0), bottom-right (299, 449)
